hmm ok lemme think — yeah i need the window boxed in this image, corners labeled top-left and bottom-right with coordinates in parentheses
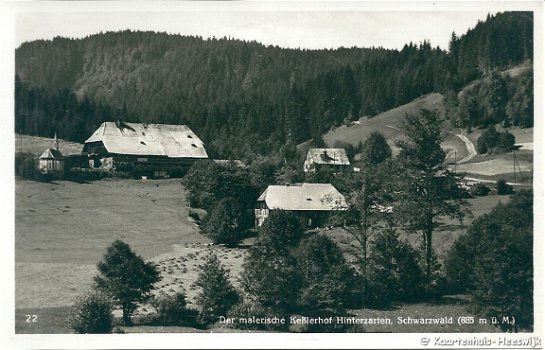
top-left (140, 141), bottom-right (146, 145)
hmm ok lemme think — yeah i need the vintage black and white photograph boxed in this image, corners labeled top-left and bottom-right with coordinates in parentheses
top-left (1, 1), bottom-right (543, 348)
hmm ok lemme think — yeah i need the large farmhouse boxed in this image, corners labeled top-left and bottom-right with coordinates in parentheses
top-left (304, 148), bottom-right (350, 173)
top-left (82, 121), bottom-right (208, 176)
top-left (255, 183), bottom-right (347, 227)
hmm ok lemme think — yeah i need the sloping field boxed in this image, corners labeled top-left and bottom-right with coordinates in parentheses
top-left (16, 263), bottom-right (96, 309)
top-left (324, 93), bottom-right (446, 154)
top-left (15, 178), bottom-right (210, 312)
top-left (15, 134), bottom-right (83, 155)
top-left (16, 178), bottom-right (205, 264)
top-left (455, 157), bottom-right (532, 176)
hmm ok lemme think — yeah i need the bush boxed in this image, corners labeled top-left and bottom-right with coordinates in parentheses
top-left (497, 132), bottom-right (515, 152)
top-left (296, 235), bottom-right (357, 310)
top-left (15, 153), bottom-right (40, 180)
top-left (496, 179), bottom-right (513, 195)
top-left (476, 126), bottom-right (515, 154)
top-left (366, 228), bottom-right (423, 307)
top-left (67, 293), bottom-right (113, 334)
top-left (476, 126), bottom-right (499, 154)
top-left (202, 198), bottom-right (245, 246)
top-left (149, 292), bottom-right (196, 326)
top-left (470, 183), bottom-right (490, 196)
top-left (241, 239), bottom-right (302, 312)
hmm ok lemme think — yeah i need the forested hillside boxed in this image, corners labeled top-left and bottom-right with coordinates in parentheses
top-left (15, 12), bottom-right (533, 159)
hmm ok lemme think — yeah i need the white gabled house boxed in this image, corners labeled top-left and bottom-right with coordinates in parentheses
top-left (255, 183), bottom-right (348, 227)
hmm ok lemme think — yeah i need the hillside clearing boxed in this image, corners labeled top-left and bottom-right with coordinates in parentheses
top-left (16, 134), bottom-right (83, 156)
top-left (15, 178), bottom-right (210, 313)
top-left (16, 178), bottom-right (206, 265)
top-left (323, 93), bottom-right (446, 151)
top-left (454, 157), bottom-right (532, 176)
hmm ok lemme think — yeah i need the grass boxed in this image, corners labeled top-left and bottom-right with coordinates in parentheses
top-left (454, 157), bottom-right (532, 177)
top-left (323, 93), bottom-right (446, 153)
top-left (15, 134), bottom-right (83, 156)
top-left (16, 307), bottom-right (73, 334)
top-left (16, 178), bottom-right (206, 265)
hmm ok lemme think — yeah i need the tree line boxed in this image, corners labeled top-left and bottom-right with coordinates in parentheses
top-left (15, 12), bottom-right (533, 159)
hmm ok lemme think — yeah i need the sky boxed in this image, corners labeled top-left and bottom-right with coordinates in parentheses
top-left (15, 6), bottom-right (493, 51)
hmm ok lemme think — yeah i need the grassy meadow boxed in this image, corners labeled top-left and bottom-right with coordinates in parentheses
top-left (16, 134), bottom-right (83, 156)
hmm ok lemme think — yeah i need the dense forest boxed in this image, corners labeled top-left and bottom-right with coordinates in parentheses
top-left (15, 11), bottom-right (533, 159)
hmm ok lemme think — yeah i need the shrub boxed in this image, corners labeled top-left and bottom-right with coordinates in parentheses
top-left (296, 235), bottom-right (357, 310)
top-left (241, 239), bottom-right (302, 312)
top-left (149, 292), bottom-right (196, 326)
top-left (476, 138), bottom-right (488, 154)
top-left (470, 183), bottom-right (490, 197)
top-left (67, 293), bottom-right (113, 334)
top-left (498, 132), bottom-right (515, 152)
top-left (15, 153), bottom-right (40, 180)
top-left (366, 228), bottom-right (423, 307)
top-left (476, 126), bottom-right (515, 154)
top-left (496, 179), bottom-right (513, 195)
top-left (476, 126), bottom-right (499, 154)
top-left (202, 198), bottom-right (245, 246)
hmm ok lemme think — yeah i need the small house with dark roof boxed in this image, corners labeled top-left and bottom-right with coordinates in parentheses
top-left (38, 148), bottom-right (64, 175)
top-left (82, 121), bottom-right (208, 176)
top-left (303, 148), bottom-right (350, 173)
top-left (255, 183), bottom-right (347, 227)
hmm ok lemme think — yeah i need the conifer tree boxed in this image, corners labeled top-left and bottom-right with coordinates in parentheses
top-left (194, 253), bottom-right (239, 325)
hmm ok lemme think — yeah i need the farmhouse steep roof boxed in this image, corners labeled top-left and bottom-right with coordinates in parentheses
top-left (257, 183), bottom-right (347, 211)
top-left (39, 148), bottom-right (64, 159)
top-left (85, 122), bottom-right (208, 158)
top-left (306, 148), bottom-right (350, 166)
